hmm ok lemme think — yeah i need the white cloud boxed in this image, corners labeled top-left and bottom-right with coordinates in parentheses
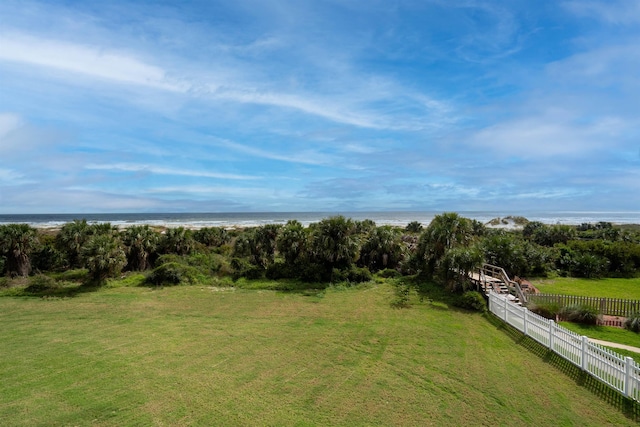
top-left (0, 32), bottom-right (187, 91)
top-left (0, 113), bottom-right (22, 140)
top-left (468, 112), bottom-right (626, 158)
top-left (563, 0), bottom-right (640, 25)
top-left (84, 163), bottom-right (259, 180)
top-left (0, 168), bottom-right (26, 184)
top-left (211, 138), bottom-right (336, 166)
top-left (145, 185), bottom-right (291, 198)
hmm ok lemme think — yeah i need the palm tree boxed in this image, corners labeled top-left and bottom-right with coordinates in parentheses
top-left (232, 225), bottom-right (281, 268)
top-left (56, 219), bottom-right (91, 268)
top-left (359, 226), bottom-right (406, 272)
top-left (276, 220), bottom-right (308, 265)
top-left (310, 216), bottom-right (360, 272)
top-left (122, 225), bottom-right (159, 271)
top-left (439, 245), bottom-right (484, 291)
top-left (160, 227), bottom-right (194, 255)
top-left (81, 234), bottom-right (127, 283)
top-left (193, 227), bottom-right (230, 247)
top-left (0, 224), bottom-right (39, 277)
top-left (413, 212), bottom-right (474, 278)
top-left (252, 224), bottom-right (281, 268)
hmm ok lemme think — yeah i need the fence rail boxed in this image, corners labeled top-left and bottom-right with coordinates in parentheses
top-left (528, 294), bottom-right (640, 317)
top-left (489, 292), bottom-right (640, 402)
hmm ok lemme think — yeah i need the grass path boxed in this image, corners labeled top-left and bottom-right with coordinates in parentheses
top-left (0, 284), bottom-right (638, 426)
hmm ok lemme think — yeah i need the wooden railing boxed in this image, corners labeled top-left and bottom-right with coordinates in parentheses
top-left (479, 264), bottom-right (528, 305)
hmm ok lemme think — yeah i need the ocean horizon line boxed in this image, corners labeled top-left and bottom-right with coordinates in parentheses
top-left (1, 211), bottom-right (639, 229)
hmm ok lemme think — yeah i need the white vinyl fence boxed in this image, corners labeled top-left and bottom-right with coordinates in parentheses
top-left (489, 292), bottom-right (640, 402)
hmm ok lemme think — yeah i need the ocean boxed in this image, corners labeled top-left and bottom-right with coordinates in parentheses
top-left (0, 211), bottom-right (639, 229)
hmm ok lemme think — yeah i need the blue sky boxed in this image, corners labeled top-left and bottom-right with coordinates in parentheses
top-left (0, 0), bottom-right (638, 213)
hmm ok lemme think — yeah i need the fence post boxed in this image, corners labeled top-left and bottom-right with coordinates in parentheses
top-left (625, 357), bottom-right (634, 398)
top-left (503, 296), bottom-right (508, 322)
top-left (523, 308), bottom-right (528, 335)
top-left (549, 320), bottom-right (555, 350)
top-left (581, 336), bottom-right (588, 371)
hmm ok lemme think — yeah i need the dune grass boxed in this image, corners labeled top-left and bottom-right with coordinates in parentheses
top-left (0, 283), bottom-right (638, 426)
top-left (533, 277), bottom-right (640, 299)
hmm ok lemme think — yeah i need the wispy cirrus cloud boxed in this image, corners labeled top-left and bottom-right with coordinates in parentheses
top-left (563, 0), bottom-right (640, 25)
top-left (84, 163), bottom-right (259, 180)
top-left (0, 33), bottom-right (187, 92)
top-left (210, 138), bottom-right (336, 166)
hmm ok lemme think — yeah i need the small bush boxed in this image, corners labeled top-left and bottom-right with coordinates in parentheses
top-left (146, 262), bottom-right (199, 286)
top-left (265, 262), bottom-right (297, 280)
top-left (25, 275), bottom-right (60, 293)
top-left (377, 268), bottom-right (401, 279)
top-left (528, 301), bottom-right (561, 320)
top-left (391, 282), bottom-right (411, 308)
top-left (297, 263), bottom-right (328, 283)
top-left (346, 266), bottom-right (372, 283)
top-left (455, 291), bottom-right (487, 312)
top-left (230, 258), bottom-right (264, 280)
top-left (405, 221), bottom-right (423, 233)
top-left (624, 312), bottom-right (640, 333)
top-left (559, 304), bottom-right (600, 325)
top-left (332, 266), bottom-right (372, 284)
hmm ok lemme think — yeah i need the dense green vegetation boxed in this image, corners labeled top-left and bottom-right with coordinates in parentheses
top-left (1, 213), bottom-right (640, 307)
top-left (1, 283), bottom-right (637, 426)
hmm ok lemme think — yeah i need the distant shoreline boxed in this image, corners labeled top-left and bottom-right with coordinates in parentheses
top-left (1, 211), bottom-right (639, 230)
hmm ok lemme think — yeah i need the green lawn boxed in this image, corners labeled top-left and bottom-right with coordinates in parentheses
top-left (0, 283), bottom-right (637, 426)
top-left (533, 277), bottom-right (640, 299)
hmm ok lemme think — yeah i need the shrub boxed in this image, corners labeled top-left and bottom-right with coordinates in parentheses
top-left (559, 304), bottom-right (600, 325)
top-left (332, 266), bottom-right (372, 284)
top-left (346, 266), bottom-right (373, 283)
top-left (32, 244), bottom-right (67, 273)
top-left (391, 282), bottom-right (411, 308)
top-left (81, 234), bottom-right (127, 283)
top-left (405, 221), bottom-right (423, 233)
top-left (229, 257), bottom-right (264, 280)
top-left (528, 301), bottom-right (561, 320)
top-left (146, 262), bottom-right (199, 286)
top-left (377, 268), bottom-right (401, 279)
top-left (624, 312), bottom-right (640, 333)
top-left (297, 263), bottom-right (328, 283)
top-left (265, 262), bottom-right (297, 280)
top-left (25, 274), bottom-right (60, 293)
top-left (455, 291), bottom-right (487, 312)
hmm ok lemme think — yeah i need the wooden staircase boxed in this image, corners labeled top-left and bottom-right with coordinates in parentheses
top-left (469, 264), bottom-right (528, 306)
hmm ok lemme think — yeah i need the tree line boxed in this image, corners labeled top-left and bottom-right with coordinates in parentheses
top-left (1, 214), bottom-right (640, 290)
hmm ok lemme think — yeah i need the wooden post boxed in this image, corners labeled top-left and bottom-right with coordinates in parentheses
top-left (549, 320), bottom-right (555, 350)
top-left (523, 308), bottom-right (528, 335)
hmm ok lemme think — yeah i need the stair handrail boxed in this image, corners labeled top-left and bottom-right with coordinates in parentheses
top-left (480, 264), bottom-right (528, 305)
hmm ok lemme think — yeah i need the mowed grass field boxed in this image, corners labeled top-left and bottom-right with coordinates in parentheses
top-left (533, 277), bottom-right (640, 299)
top-left (0, 283), bottom-right (637, 426)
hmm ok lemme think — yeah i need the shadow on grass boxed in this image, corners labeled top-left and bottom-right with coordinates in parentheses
top-left (486, 313), bottom-right (640, 422)
top-left (17, 282), bottom-right (102, 298)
